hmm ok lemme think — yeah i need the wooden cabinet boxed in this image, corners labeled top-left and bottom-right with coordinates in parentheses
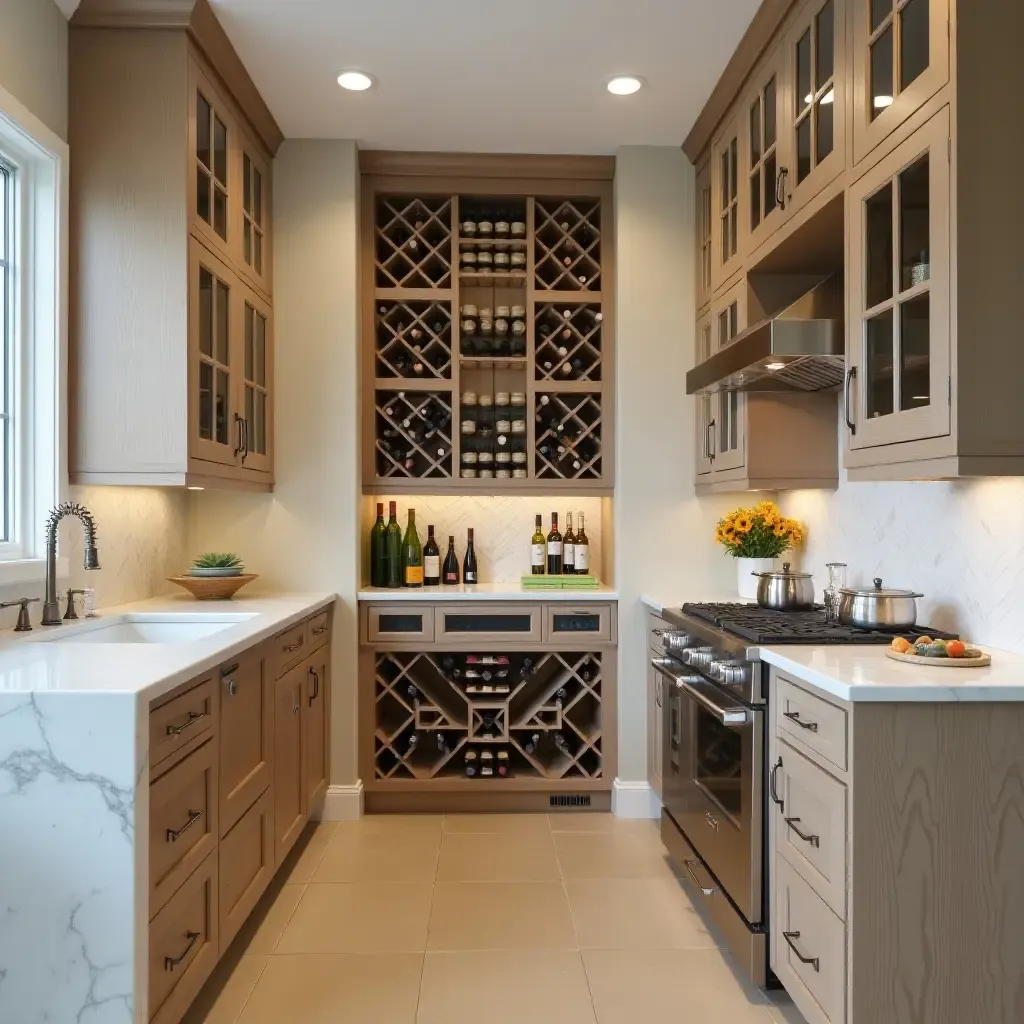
top-left (304, 644), bottom-right (331, 815)
top-left (695, 156), bottom-right (714, 312)
top-left (711, 113), bottom-right (746, 291)
top-left (218, 787), bottom-right (274, 952)
top-left (712, 278), bottom-right (748, 474)
top-left (273, 662), bottom-right (307, 865)
top-left (694, 308), bottom-right (715, 479)
top-left (646, 612), bottom-right (668, 800)
top-left (70, 10), bottom-right (281, 491)
top-left (745, 42), bottom-right (789, 252)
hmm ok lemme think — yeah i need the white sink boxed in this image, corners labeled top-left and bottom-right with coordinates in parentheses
top-left (31, 613), bottom-right (258, 644)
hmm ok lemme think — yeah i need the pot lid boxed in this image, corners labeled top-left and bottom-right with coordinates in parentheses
top-left (752, 562), bottom-right (813, 579)
top-left (837, 577), bottom-right (923, 599)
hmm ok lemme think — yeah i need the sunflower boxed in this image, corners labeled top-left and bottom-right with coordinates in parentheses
top-left (784, 519), bottom-right (804, 544)
top-left (734, 514), bottom-right (753, 534)
top-left (754, 500), bottom-right (780, 517)
top-left (762, 508), bottom-right (781, 528)
top-left (722, 525), bottom-right (738, 543)
top-left (772, 522), bottom-right (789, 538)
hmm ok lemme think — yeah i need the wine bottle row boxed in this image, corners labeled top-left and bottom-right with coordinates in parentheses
top-left (532, 512), bottom-right (591, 575)
top-left (369, 502), bottom-right (478, 588)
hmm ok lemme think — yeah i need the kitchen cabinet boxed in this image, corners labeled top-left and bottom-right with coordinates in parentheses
top-left (272, 662), bottom-right (307, 865)
top-left (694, 308), bottom-right (715, 479)
top-left (695, 156), bottom-right (714, 313)
top-left (711, 113), bottom-right (747, 292)
top-left (304, 643), bottom-right (331, 815)
top-left (712, 277), bottom-right (748, 474)
top-left (647, 612), bottom-right (668, 800)
top-left (744, 42), bottom-right (789, 252)
top-left (70, 6), bottom-right (281, 490)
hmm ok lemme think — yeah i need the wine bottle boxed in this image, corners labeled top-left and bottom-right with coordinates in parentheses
top-left (407, 732), bottom-right (420, 753)
top-left (440, 654), bottom-right (457, 678)
top-left (563, 512), bottom-right (576, 575)
top-left (437, 733), bottom-right (450, 754)
top-left (524, 732), bottom-right (541, 754)
top-left (531, 514), bottom-right (546, 576)
top-left (406, 684), bottom-right (419, 703)
top-left (553, 732), bottom-right (571, 757)
top-left (401, 509), bottom-right (423, 588)
top-left (480, 750), bottom-right (495, 776)
top-left (385, 501), bottom-right (402, 588)
top-left (463, 528), bottom-right (478, 584)
top-left (519, 657), bottom-right (535, 679)
top-left (575, 513), bottom-right (590, 575)
top-left (497, 750), bottom-right (510, 777)
top-left (555, 686), bottom-right (568, 705)
top-left (442, 536), bottom-right (460, 585)
top-left (370, 502), bottom-right (387, 587)
top-left (547, 513), bottom-right (563, 575)
top-left (464, 749), bottom-right (478, 777)
top-left (423, 525), bottom-right (441, 586)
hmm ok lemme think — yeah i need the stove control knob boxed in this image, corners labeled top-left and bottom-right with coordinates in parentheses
top-left (662, 631), bottom-right (694, 653)
top-left (686, 647), bottom-right (714, 669)
top-left (718, 660), bottom-right (752, 686)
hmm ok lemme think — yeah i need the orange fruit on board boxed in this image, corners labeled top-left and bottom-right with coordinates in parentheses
top-left (914, 636), bottom-right (933, 646)
top-left (945, 640), bottom-right (967, 658)
top-left (890, 637), bottom-right (912, 654)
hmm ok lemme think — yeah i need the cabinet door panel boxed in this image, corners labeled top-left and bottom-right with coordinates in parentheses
top-left (273, 664), bottom-right (306, 865)
top-left (304, 645), bottom-right (331, 815)
top-left (852, 0), bottom-right (949, 164)
top-left (847, 106), bottom-right (950, 451)
top-left (711, 115), bottom-right (746, 291)
top-left (238, 280), bottom-right (274, 477)
top-left (746, 42), bottom-right (790, 250)
top-left (695, 308), bottom-right (715, 479)
top-left (647, 658), bottom-right (664, 799)
top-left (695, 157), bottom-right (714, 312)
top-left (712, 279), bottom-right (748, 474)
top-left (237, 129), bottom-right (273, 298)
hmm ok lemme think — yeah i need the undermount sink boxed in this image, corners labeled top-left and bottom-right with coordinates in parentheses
top-left (31, 613), bottom-right (258, 644)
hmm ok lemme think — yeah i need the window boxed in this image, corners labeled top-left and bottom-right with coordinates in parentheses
top-left (0, 84), bottom-right (68, 584)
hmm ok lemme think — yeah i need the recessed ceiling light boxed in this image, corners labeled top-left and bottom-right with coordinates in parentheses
top-left (606, 76), bottom-right (644, 96)
top-left (338, 71), bottom-right (374, 92)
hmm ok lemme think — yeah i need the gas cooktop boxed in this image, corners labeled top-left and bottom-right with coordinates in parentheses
top-left (680, 602), bottom-right (957, 645)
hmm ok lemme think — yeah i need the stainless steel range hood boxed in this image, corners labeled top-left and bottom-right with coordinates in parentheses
top-left (686, 275), bottom-right (845, 395)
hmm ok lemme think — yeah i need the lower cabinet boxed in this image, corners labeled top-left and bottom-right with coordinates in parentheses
top-left (647, 611), bottom-right (667, 800)
top-left (304, 642), bottom-right (331, 815)
top-left (273, 661), bottom-right (307, 865)
top-left (219, 787), bottom-right (274, 951)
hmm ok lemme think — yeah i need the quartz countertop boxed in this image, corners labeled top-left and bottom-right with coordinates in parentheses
top-left (0, 591), bottom-right (336, 700)
top-left (359, 583), bottom-right (618, 601)
top-left (756, 643), bottom-right (1024, 702)
top-left (641, 593), bottom-right (752, 615)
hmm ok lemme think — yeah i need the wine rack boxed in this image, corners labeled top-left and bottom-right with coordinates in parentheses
top-left (374, 390), bottom-right (454, 479)
top-left (371, 650), bottom-right (605, 783)
top-left (362, 156), bottom-right (613, 493)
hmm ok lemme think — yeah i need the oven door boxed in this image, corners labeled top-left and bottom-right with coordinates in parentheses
top-left (656, 658), bottom-right (763, 924)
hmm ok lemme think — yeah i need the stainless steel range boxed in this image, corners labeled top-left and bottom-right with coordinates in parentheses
top-left (653, 603), bottom-right (956, 987)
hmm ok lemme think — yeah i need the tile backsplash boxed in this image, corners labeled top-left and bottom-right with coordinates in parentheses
top-left (783, 476), bottom-right (1024, 651)
top-left (368, 495), bottom-right (605, 583)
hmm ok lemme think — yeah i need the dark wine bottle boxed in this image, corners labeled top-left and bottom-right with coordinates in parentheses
top-left (519, 657), bottom-right (535, 679)
top-left (369, 502), bottom-right (387, 587)
top-left (531, 514), bottom-right (545, 576)
top-left (464, 749), bottom-right (478, 777)
top-left (437, 733), bottom-right (450, 754)
top-left (423, 525), bottom-right (441, 586)
top-left (463, 528), bottom-right (478, 584)
top-left (402, 509), bottom-right (423, 588)
top-left (407, 732), bottom-right (420, 753)
top-left (406, 684), bottom-right (419, 703)
top-left (563, 512), bottom-right (576, 575)
top-left (575, 513), bottom-right (590, 575)
top-left (555, 687), bottom-right (568, 704)
top-left (524, 732), bottom-right (541, 754)
top-left (497, 750), bottom-right (510, 777)
top-left (547, 512), bottom-right (563, 575)
top-left (553, 732), bottom-right (571, 757)
top-left (385, 501), bottom-right (402, 588)
top-left (442, 536), bottom-right (460, 585)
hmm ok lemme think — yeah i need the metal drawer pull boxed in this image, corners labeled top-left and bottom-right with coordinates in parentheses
top-left (704, 811), bottom-right (719, 831)
top-left (784, 816), bottom-right (820, 848)
top-left (220, 662), bottom-right (240, 678)
top-left (225, 678), bottom-right (238, 697)
top-left (165, 711), bottom-right (207, 736)
top-left (311, 625), bottom-right (327, 636)
top-left (782, 710), bottom-right (818, 732)
top-left (165, 931), bottom-right (201, 972)
top-left (682, 859), bottom-right (715, 897)
top-left (769, 756), bottom-right (784, 809)
top-left (283, 639), bottom-right (303, 653)
top-left (166, 809), bottom-right (204, 843)
top-left (783, 930), bottom-right (820, 972)
top-left (309, 667), bottom-right (320, 705)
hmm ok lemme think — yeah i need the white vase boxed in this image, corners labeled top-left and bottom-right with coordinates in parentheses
top-left (736, 557), bottom-right (779, 600)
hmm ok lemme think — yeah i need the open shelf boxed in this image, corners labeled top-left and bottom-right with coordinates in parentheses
top-left (458, 270), bottom-right (528, 287)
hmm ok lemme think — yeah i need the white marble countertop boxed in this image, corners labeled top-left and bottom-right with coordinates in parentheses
top-left (359, 582), bottom-right (618, 601)
top-left (757, 643), bottom-right (1024, 702)
top-left (0, 591), bottom-right (336, 700)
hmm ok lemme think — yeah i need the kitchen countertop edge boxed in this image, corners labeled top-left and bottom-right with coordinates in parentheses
top-left (359, 583), bottom-right (618, 601)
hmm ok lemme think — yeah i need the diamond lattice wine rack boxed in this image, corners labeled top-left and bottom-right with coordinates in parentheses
top-left (361, 157), bottom-right (613, 494)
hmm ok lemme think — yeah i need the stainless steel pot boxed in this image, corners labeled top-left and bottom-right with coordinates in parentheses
top-left (753, 563), bottom-right (815, 611)
top-left (837, 577), bottom-right (923, 629)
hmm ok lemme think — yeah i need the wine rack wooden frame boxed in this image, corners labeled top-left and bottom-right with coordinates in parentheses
top-left (359, 153), bottom-right (615, 496)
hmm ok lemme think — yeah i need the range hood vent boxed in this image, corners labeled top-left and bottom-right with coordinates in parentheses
top-left (686, 275), bottom-right (845, 395)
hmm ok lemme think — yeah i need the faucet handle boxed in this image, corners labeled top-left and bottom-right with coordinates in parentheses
top-left (64, 589), bottom-right (87, 621)
top-left (0, 597), bottom-right (40, 632)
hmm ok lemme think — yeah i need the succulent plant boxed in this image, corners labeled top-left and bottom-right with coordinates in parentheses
top-left (192, 552), bottom-right (244, 569)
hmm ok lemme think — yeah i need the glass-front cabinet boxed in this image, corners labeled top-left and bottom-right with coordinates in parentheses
top-left (852, 0), bottom-right (949, 164)
top-left (239, 132), bottom-right (272, 298)
top-left (240, 283), bottom-right (274, 474)
top-left (713, 279), bottom-right (747, 474)
top-left (695, 308), bottom-right (715, 478)
top-left (711, 114), bottom-right (746, 291)
top-left (190, 63), bottom-right (236, 265)
top-left (695, 157), bottom-right (714, 312)
top-left (745, 43), bottom-right (788, 251)
top-left (847, 107), bottom-right (950, 451)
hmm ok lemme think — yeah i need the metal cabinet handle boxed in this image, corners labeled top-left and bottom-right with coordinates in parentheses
top-left (844, 366), bottom-right (857, 435)
top-left (311, 624), bottom-right (328, 636)
top-left (769, 756), bottom-right (784, 809)
top-left (309, 667), bottom-right (320, 706)
top-left (166, 809), bottom-right (204, 843)
top-left (165, 711), bottom-right (207, 736)
top-left (784, 816), bottom-right (821, 848)
top-left (707, 418), bottom-right (716, 460)
top-left (704, 811), bottom-right (719, 831)
top-left (225, 678), bottom-right (238, 697)
top-left (233, 414), bottom-right (245, 457)
top-left (283, 639), bottom-right (303, 653)
top-left (776, 167), bottom-right (789, 210)
top-left (655, 674), bottom-right (663, 708)
top-left (682, 859), bottom-right (715, 897)
top-left (782, 710), bottom-right (818, 732)
top-left (783, 930), bottom-right (820, 972)
top-left (241, 417), bottom-right (250, 462)
top-left (165, 931), bottom-right (201, 972)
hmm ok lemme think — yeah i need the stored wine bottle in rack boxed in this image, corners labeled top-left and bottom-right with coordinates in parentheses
top-left (523, 732), bottom-right (541, 755)
top-left (402, 509), bottom-right (423, 587)
top-left (370, 503), bottom-right (386, 586)
top-left (463, 528), bottom-right (478, 584)
top-left (437, 733), bottom-right (450, 755)
top-left (553, 732), bottom-right (571, 757)
top-left (497, 749), bottom-right (510, 777)
top-left (563, 513), bottom-right (576, 575)
top-left (519, 657), bottom-right (536, 679)
top-left (480, 750), bottom-right (495, 777)
top-left (385, 501), bottom-right (402, 588)
top-left (407, 732), bottom-right (420, 753)
top-left (531, 515), bottom-right (545, 575)
top-left (406, 684), bottom-right (419, 704)
top-left (575, 514), bottom-right (590, 574)
top-left (547, 513), bottom-right (563, 575)
top-left (423, 526), bottom-right (440, 586)
top-left (443, 536), bottom-right (460, 585)
top-left (464, 749), bottom-right (478, 777)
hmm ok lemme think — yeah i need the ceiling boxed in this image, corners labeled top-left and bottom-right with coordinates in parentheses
top-left (209, 0), bottom-right (761, 154)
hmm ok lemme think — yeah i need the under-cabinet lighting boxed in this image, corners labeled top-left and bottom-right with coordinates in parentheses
top-left (874, 94), bottom-right (894, 109)
top-left (187, 486), bottom-right (205, 491)
top-left (606, 76), bottom-right (644, 96)
top-left (765, 361), bottom-right (787, 371)
top-left (337, 71), bottom-right (374, 91)
top-left (805, 89), bottom-right (835, 105)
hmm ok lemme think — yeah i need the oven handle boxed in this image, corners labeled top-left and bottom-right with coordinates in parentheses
top-left (682, 858), bottom-right (715, 897)
top-left (651, 659), bottom-right (751, 726)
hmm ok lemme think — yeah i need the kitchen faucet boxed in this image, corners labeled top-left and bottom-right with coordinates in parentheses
top-left (42, 502), bottom-right (100, 626)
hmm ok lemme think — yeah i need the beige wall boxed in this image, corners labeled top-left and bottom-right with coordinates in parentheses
top-left (0, 0), bottom-right (68, 139)
top-left (188, 140), bottom-right (362, 786)
top-left (613, 146), bottom-right (736, 783)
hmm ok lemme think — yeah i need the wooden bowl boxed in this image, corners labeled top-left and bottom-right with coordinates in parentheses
top-left (168, 573), bottom-right (258, 600)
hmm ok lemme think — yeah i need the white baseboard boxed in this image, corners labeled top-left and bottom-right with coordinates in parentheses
top-left (612, 779), bottom-right (662, 819)
top-left (316, 781), bottom-right (364, 821)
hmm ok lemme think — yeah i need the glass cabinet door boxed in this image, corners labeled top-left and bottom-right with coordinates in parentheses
top-left (239, 132), bottom-right (272, 298)
top-left (852, 0), bottom-right (949, 164)
top-left (711, 113), bottom-right (746, 291)
top-left (239, 282), bottom-right (273, 475)
top-left (189, 238), bottom-right (240, 466)
top-left (746, 42), bottom-right (789, 250)
top-left (695, 309), bottom-right (715, 479)
top-left (848, 107), bottom-right (950, 450)
top-left (190, 62), bottom-right (236, 262)
top-left (714, 281), bottom-right (747, 473)
top-left (695, 157), bottom-right (713, 312)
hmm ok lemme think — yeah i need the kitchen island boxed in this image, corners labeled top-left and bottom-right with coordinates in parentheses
top-left (0, 592), bottom-right (335, 1024)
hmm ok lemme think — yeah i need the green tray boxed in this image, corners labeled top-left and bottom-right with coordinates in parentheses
top-left (521, 574), bottom-right (600, 589)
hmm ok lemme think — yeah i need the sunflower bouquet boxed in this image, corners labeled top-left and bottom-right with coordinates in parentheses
top-left (715, 500), bottom-right (805, 558)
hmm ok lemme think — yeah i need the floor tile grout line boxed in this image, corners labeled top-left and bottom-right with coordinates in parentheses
top-left (228, 955), bottom-right (271, 1024)
top-left (267, 882), bottom-right (307, 954)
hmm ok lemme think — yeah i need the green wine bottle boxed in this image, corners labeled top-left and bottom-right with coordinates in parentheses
top-left (402, 509), bottom-right (423, 588)
top-left (384, 501), bottom-right (402, 588)
top-left (369, 502), bottom-right (387, 587)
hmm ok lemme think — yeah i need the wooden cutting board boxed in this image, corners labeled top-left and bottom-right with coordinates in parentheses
top-left (885, 649), bottom-right (991, 668)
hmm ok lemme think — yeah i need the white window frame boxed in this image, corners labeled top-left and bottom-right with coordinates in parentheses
top-left (0, 84), bottom-right (68, 586)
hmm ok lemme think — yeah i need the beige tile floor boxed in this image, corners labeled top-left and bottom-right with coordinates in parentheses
top-left (183, 813), bottom-right (806, 1024)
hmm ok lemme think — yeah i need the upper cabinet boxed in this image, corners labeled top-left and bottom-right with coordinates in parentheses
top-left (745, 43), bottom-right (788, 252)
top-left (70, 1), bottom-right (282, 491)
top-left (695, 157), bottom-right (714, 313)
top-left (711, 114), bottom-right (746, 292)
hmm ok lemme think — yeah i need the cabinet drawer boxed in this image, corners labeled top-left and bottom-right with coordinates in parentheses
top-left (307, 608), bottom-right (331, 650)
top-left (366, 604), bottom-right (435, 645)
top-left (435, 604), bottom-right (542, 643)
top-left (149, 850), bottom-right (219, 1024)
top-left (150, 739), bottom-right (218, 918)
top-left (544, 604), bottom-right (614, 644)
top-left (150, 677), bottom-right (215, 771)
top-left (773, 741), bottom-right (847, 920)
top-left (771, 855), bottom-right (846, 1024)
top-left (775, 674), bottom-right (848, 772)
top-left (269, 621), bottom-right (308, 677)
top-left (219, 650), bottom-right (271, 835)
top-left (219, 787), bottom-right (274, 952)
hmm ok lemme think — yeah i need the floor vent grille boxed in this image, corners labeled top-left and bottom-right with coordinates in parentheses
top-left (549, 794), bottom-right (592, 808)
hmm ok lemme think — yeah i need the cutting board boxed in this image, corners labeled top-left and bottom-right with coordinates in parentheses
top-left (885, 649), bottom-right (991, 668)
